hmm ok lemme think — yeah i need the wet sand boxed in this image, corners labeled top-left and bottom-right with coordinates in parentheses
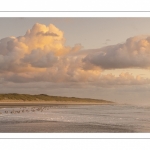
top-left (1, 101), bottom-right (133, 133)
top-left (0, 102), bottom-right (124, 133)
top-left (0, 120), bottom-right (134, 133)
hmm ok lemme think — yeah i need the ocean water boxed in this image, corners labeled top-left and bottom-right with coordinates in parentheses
top-left (0, 104), bottom-right (150, 132)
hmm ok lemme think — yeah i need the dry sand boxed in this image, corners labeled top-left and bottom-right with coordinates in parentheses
top-left (0, 101), bottom-right (114, 108)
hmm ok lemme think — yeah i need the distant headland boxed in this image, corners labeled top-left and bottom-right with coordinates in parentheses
top-left (0, 93), bottom-right (114, 106)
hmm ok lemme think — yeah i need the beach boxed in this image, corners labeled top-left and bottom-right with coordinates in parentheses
top-left (0, 119), bottom-right (134, 133)
top-left (0, 101), bottom-right (113, 108)
top-left (0, 103), bottom-right (149, 133)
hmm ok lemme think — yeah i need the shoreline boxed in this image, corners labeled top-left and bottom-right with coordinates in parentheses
top-left (0, 101), bottom-right (114, 108)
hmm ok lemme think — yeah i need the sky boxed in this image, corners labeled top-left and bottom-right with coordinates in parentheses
top-left (0, 17), bottom-right (150, 105)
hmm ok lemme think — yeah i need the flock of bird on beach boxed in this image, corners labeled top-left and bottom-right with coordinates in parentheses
top-left (0, 106), bottom-right (67, 115)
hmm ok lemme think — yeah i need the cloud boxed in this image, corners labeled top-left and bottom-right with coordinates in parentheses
top-left (36, 31), bottom-right (58, 37)
top-left (95, 72), bottom-right (150, 87)
top-left (2, 68), bottom-right (149, 88)
top-left (22, 49), bottom-right (58, 68)
top-left (83, 35), bottom-right (150, 69)
top-left (0, 23), bottom-right (150, 87)
top-left (0, 23), bottom-right (82, 72)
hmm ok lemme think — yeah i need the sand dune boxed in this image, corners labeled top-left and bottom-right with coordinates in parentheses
top-left (0, 93), bottom-right (113, 107)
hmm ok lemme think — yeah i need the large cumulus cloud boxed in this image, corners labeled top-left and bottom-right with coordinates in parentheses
top-left (0, 23), bottom-right (150, 87)
top-left (83, 35), bottom-right (150, 69)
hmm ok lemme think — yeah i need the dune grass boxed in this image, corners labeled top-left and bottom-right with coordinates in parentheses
top-left (0, 93), bottom-right (113, 103)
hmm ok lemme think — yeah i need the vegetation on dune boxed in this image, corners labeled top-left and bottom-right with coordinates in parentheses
top-left (0, 93), bottom-right (112, 103)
